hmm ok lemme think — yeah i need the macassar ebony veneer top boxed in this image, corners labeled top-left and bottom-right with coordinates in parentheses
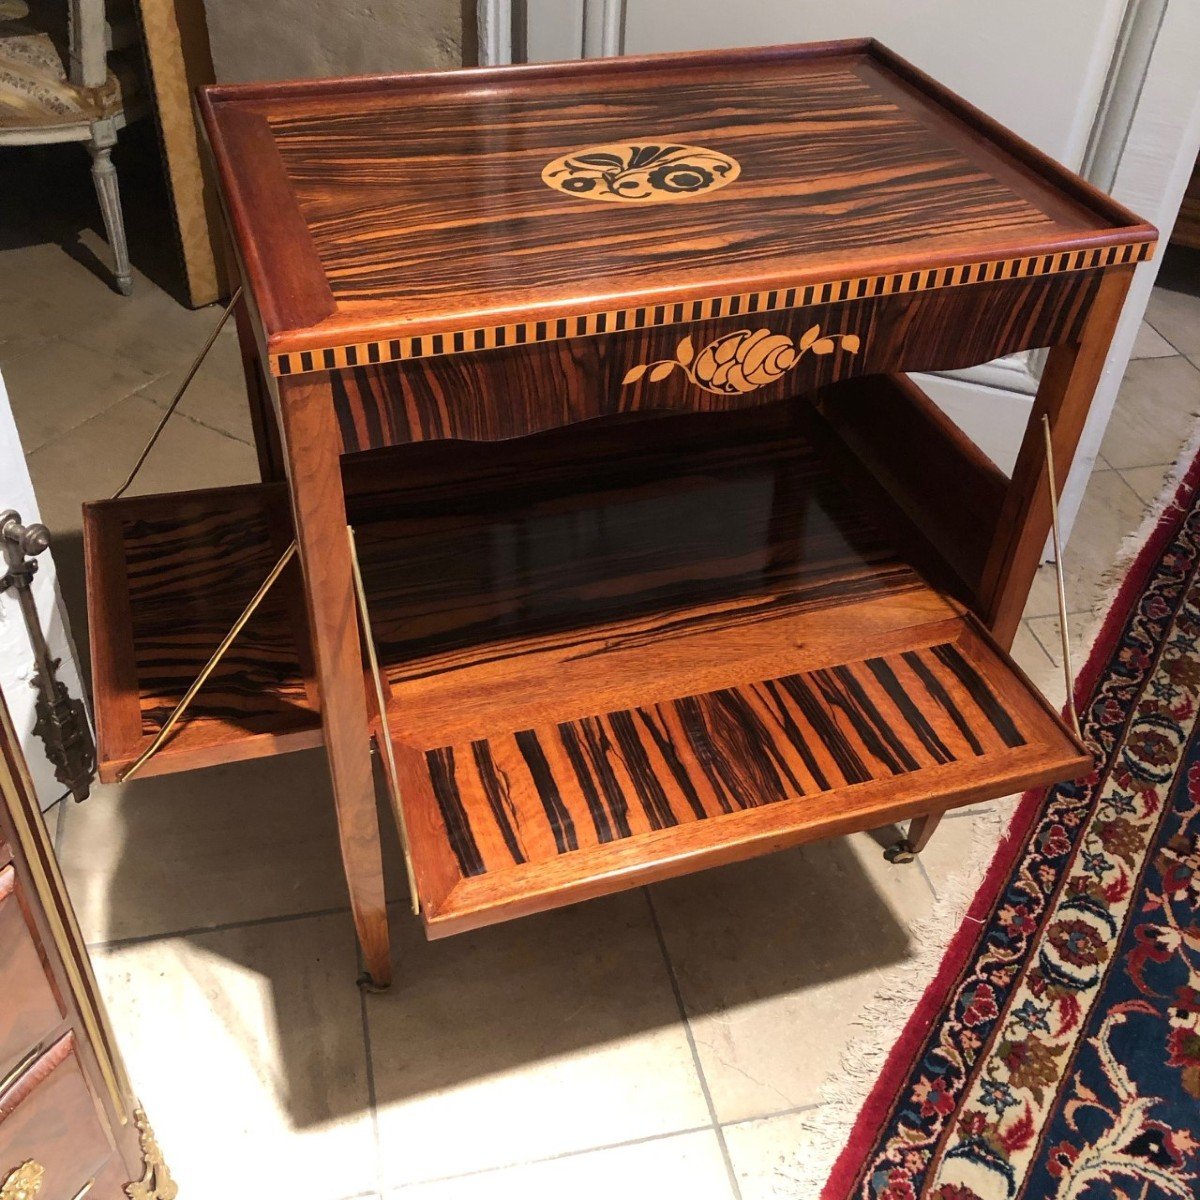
top-left (198, 39), bottom-right (1155, 378)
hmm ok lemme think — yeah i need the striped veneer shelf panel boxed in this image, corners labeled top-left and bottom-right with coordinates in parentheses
top-left (84, 484), bottom-right (322, 782)
top-left (408, 624), bottom-right (1086, 933)
top-left (269, 241), bottom-right (1152, 376)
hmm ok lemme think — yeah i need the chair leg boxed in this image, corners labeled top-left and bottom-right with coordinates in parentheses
top-left (87, 123), bottom-right (132, 295)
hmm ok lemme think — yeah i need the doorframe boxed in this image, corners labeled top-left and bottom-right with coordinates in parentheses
top-left (479, 0), bottom-right (1200, 543)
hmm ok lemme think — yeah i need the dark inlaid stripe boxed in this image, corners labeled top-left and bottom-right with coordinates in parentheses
top-left (515, 728), bottom-right (578, 853)
top-left (831, 664), bottom-right (922, 771)
top-left (865, 657), bottom-right (953, 764)
top-left (426, 746), bottom-right (486, 877)
top-left (754, 678), bottom-right (832, 791)
top-left (609, 709), bottom-right (679, 830)
top-left (777, 673), bottom-right (871, 785)
top-left (427, 641), bottom-right (1029, 878)
top-left (901, 650), bottom-right (984, 755)
top-left (932, 644), bottom-right (1026, 748)
top-left (470, 739), bottom-right (527, 865)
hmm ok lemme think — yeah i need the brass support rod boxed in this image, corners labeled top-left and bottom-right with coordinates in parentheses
top-left (117, 540), bottom-right (298, 781)
top-left (1042, 414), bottom-right (1082, 739)
top-left (348, 525), bottom-right (420, 916)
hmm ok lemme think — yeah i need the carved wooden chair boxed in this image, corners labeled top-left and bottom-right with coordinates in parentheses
top-left (0, 0), bottom-right (143, 293)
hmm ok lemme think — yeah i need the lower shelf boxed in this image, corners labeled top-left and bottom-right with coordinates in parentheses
top-left (83, 383), bottom-right (1086, 937)
top-left (403, 618), bottom-right (1083, 934)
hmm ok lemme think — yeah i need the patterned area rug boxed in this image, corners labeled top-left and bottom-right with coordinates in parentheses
top-left (821, 453), bottom-right (1200, 1200)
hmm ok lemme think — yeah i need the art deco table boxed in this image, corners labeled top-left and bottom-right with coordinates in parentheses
top-left (82, 40), bottom-right (1155, 988)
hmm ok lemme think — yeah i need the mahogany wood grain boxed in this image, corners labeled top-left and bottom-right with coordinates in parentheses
top-left (395, 620), bottom-right (1085, 936)
top-left (271, 372), bottom-right (391, 988)
top-left (0, 692), bottom-right (164, 1194)
top-left (182, 39), bottom-right (1153, 967)
top-left (0, 867), bottom-right (63, 1086)
top-left (980, 265), bottom-right (1136, 646)
top-left (812, 373), bottom-right (1009, 605)
top-left (905, 810), bottom-right (945, 855)
top-left (328, 272), bottom-right (1100, 451)
top-left (196, 40), bottom-right (1154, 370)
top-left (0, 1034), bottom-right (115, 1198)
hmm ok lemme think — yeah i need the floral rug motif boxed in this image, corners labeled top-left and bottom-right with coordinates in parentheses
top-left (822, 457), bottom-right (1200, 1200)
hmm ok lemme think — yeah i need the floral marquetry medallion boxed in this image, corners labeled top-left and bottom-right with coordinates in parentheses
top-left (541, 142), bottom-right (740, 203)
top-left (623, 325), bottom-right (860, 395)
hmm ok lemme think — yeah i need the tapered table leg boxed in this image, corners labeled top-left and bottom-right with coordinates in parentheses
top-left (273, 372), bottom-right (392, 988)
top-left (980, 266), bottom-right (1135, 649)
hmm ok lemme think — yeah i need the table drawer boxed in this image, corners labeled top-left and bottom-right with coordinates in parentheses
top-left (0, 866), bottom-right (63, 1089)
top-left (327, 269), bottom-right (1102, 451)
top-left (0, 1034), bottom-right (113, 1200)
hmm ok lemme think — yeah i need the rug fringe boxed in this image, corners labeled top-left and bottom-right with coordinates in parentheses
top-left (775, 808), bottom-right (1006, 1197)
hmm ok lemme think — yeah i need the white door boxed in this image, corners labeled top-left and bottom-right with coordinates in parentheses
top-left (486, 0), bottom-right (1200, 542)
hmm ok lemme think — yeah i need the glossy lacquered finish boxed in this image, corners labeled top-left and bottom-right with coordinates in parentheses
top-left (82, 38), bottom-right (1152, 986)
top-left (197, 39), bottom-right (1153, 376)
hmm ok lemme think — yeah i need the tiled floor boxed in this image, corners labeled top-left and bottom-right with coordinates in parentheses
top-left (4, 175), bottom-right (1200, 1197)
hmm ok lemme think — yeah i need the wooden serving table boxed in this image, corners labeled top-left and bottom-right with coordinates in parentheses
top-left (83, 40), bottom-right (1154, 988)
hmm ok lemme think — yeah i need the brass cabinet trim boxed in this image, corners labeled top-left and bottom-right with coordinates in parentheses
top-left (123, 1109), bottom-right (177, 1200)
top-left (0, 1046), bottom-right (42, 1099)
top-left (0, 1160), bottom-right (44, 1200)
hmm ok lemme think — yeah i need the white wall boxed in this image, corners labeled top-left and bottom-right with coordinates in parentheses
top-left (525, 0), bottom-right (1127, 167)
top-left (0, 374), bottom-right (90, 809)
top-left (202, 0), bottom-right (472, 83)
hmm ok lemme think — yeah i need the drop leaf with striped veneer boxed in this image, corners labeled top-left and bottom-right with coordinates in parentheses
top-left (623, 324), bottom-right (860, 396)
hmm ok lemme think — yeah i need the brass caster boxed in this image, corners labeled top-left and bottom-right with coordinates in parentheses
top-left (357, 972), bottom-right (391, 994)
top-left (884, 839), bottom-right (917, 864)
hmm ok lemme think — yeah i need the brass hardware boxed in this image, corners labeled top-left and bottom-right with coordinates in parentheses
top-left (542, 141), bottom-right (740, 203)
top-left (118, 541), bottom-right (299, 781)
top-left (112, 287), bottom-right (243, 501)
top-left (0, 1044), bottom-right (42, 1097)
top-left (348, 526), bottom-right (420, 916)
top-left (0, 1161), bottom-right (44, 1200)
top-left (0, 512), bottom-right (95, 802)
top-left (124, 1108), bottom-right (177, 1200)
top-left (69, 1179), bottom-right (95, 1200)
top-left (1042, 414), bottom-right (1082, 739)
top-left (623, 325), bottom-right (860, 396)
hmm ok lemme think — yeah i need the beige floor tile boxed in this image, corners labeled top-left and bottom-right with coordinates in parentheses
top-left (723, 1109), bottom-right (829, 1200)
top-left (368, 892), bottom-right (709, 1188)
top-left (1144, 286), bottom-right (1200, 357)
top-left (1027, 610), bottom-right (1095, 678)
top-left (387, 1130), bottom-right (733, 1200)
top-left (1130, 320), bottom-right (1176, 360)
top-left (58, 747), bottom-right (350, 943)
top-left (92, 911), bottom-right (377, 1200)
top-left (1119, 463), bottom-right (1175, 504)
top-left (137, 325), bottom-right (257, 445)
top-left (1012, 619), bottom-right (1069, 712)
top-left (1023, 470), bottom-right (1147, 622)
top-left (1099, 356), bottom-right (1200, 470)
top-left (64, 278), bottom-right (224, 382)
top-left (24, 391), bottom-right (258, 537)
top-left (649, 825), bottom-right (950, 1124)
top-left (3, 337), bottom-right (159, 453)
